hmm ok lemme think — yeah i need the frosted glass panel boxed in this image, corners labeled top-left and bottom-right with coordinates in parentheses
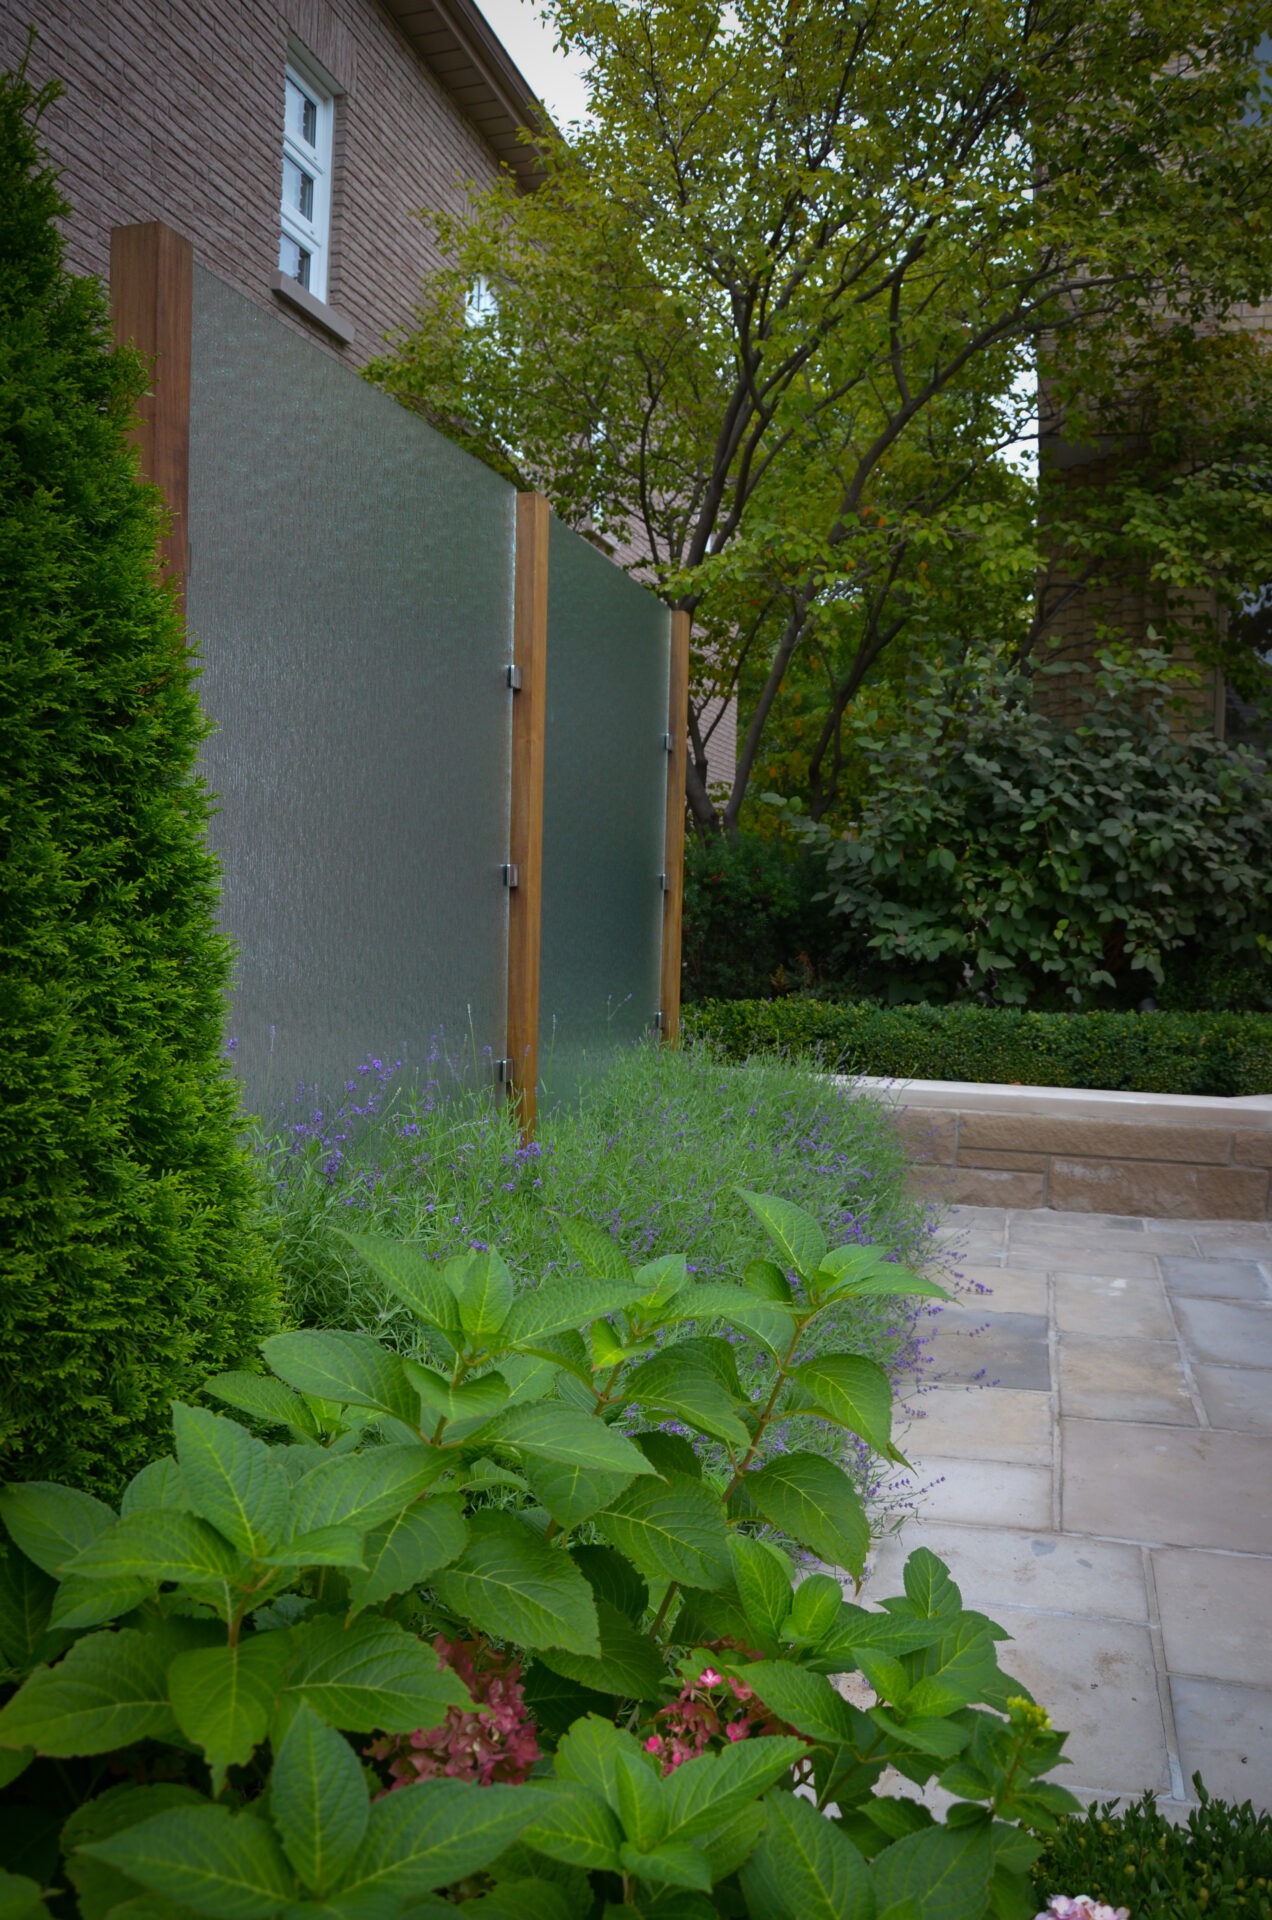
top-left (539, 515), bottom-right (670, 1098)
top-left (187, 267), bottom-right (514, 1121)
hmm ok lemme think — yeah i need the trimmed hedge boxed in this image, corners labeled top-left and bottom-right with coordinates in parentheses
top-left (0, 67), bottom-right (278, 1492)
top-left (684, 998), bottom-right (1272, 1097)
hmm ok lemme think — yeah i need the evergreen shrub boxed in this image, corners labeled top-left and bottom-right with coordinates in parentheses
top-left (684, 999), bottom-right (1272, 1097)
top-left (0, 65), bottom-right (277, 1492)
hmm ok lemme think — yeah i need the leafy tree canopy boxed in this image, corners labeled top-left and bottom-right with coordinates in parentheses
top-left (372, 0), bottom-right (1272, 831)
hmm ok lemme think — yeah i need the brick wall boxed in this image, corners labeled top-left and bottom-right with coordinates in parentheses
top-left (3, 0), bottom-right (506, 365)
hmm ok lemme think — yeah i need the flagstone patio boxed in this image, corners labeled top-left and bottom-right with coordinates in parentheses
top-left (860, 1204), bottom-right (1272, 1814)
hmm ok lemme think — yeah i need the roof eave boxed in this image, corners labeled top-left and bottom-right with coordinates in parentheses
top-left (382, 0), bottom-right (551, 190)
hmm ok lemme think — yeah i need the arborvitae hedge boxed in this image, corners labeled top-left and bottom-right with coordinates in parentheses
top-left (0, 68), bottom-right (278, 1492)
top-left (685, 999), bottom-right (1272, 1097)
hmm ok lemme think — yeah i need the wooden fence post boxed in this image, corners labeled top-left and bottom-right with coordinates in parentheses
top-left (506, 493), bottom-right (550, 1135)
top-left (660, 609), bottom-right (691, 1047)
top-left (109, 222), bottom-right (193, 589)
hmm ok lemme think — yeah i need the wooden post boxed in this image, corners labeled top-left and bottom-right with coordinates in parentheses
top-left (109, 221), bottom-right (194, 587)
top-left (659, 609), bottom-right (691, 1047)
top-left (506, 493), bottom-right (550, 1134)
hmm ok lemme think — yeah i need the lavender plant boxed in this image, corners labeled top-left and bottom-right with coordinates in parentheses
top-left (0, 1193), bottom-right (1075, 1918)
top-left (253, 1043), bottom-right (945, 1495)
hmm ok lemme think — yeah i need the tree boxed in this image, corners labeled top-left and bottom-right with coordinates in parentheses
top-left (0, 63), bottom-right (278, 1490)
top-left (372, 0), bottom-right (1272, 833)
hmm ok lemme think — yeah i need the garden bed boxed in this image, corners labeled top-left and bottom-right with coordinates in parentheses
top-left (852, 1074), bottom-right (1272, 1218)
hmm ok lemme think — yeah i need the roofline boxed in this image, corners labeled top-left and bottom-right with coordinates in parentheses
top-left (383, 0), bottom-right (551, 189)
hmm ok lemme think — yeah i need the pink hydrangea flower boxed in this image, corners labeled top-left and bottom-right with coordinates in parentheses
top-left (365, 1636), bottom-right (539, 1791)
top-left (640, 1665), bottom-right (808, 1775)
top-left (1035, 1899), bottom-right (1130, 1920)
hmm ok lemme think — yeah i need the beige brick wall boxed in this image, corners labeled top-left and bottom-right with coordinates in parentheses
top-left (4, 0), bottom-right (505, 365)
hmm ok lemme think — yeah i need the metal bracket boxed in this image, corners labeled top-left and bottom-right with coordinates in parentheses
top-left (652, 1010), bottom-right (664, 1032)
top-left (494, 1058), bottom-right (513, 1083)
top-left (502, 863), bottom-right (520, 889)
top-left (506, 664), bottom-right (522, 690)
top-left (662, 731), bottom-right (674, 753)
top-left (658, 872), bottom-right (670, 893)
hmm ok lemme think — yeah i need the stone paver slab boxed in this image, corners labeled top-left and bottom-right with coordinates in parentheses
top-left (1183, 1231), bottom-right (1272, 1257)
top-left (904, 1457), bottom-right (1053, 1531)
top-left (1062, 1419), bottom-right (1272, 1551)
top-left (1171, 1297), bottom-right (1272, 1368)
top-left (983, 1606), bottom-right (1170, 1798)
top-left (1159, 1257), bottom-right (1271, 1300)
top-left (1058, 1337), bottom-right (1196, 1425)
top-left (929, 1310), bottom-right (1051, 1390)
top-left (1194, 1364), bottom-right (1272, 1434)
top-left (1170, 1677), bottom-right (1272, 1808)
top-left (1152, 1549), bottom-right (1272, 1687)
top-left (865, 1521), bottom-right (1149, 1623)
top-left (969, 1267), bottom-right (1048, 1314)
top-left (1054, 1274), bottom-right (1176, 1340)
top-left (1008, 1208), bottom-right (1150, 1233)
top-left (899, 1386), bottom-right (1052, 1465)
top-left (1000, 1250), bottom-right (1164, 1279)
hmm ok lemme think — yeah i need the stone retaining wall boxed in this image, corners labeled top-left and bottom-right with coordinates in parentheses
top-left (849, 1078), bottom-right (1272, 1218)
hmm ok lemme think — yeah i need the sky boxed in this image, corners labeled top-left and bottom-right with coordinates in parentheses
top-left (472, 0), bottom-right (593, 126)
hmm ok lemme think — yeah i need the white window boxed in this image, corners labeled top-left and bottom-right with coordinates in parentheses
top-left (465, 275), bottom-right (499, 326)
top-left (278, 56), bottom-right (333, 302)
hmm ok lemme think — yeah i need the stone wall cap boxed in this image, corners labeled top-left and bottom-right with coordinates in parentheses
top-left (841, 1075), bottom-right (1272, 1131)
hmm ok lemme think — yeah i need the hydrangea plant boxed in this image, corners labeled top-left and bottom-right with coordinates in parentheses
top-left (0, 1193), bottom-right (1079, 1917)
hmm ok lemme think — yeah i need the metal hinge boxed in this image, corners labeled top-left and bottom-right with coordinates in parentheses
top-left (502, 863), bottom-right (520, 889)
top-left (506, 664), bottom-right (522, 691)
top-left (658, 872), bottom-right (670, 892)
top-left (494, 1057), bottom-right (513, 1083)
top-left (662, 731), bottom-right (674, 752)
top-left (652, 1010), bottom-right (664, 1032)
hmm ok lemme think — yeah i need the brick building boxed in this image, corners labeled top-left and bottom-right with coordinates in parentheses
top-left (3, 0), bottom-right (741, 792)
top-left (1, 0), bottom-right (543, 366)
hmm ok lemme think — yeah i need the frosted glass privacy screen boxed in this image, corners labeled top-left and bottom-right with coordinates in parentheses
top-left (539, 515), bottom-right (671, 1099)
top-left (187, 268), bottom-right (515, 1121)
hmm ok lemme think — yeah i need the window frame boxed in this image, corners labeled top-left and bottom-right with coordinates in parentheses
top-left (279, 49), bottom-right (335, 303)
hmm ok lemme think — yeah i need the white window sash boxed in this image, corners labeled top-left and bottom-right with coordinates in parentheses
top-left (280, 56), bottom-right (334, 301)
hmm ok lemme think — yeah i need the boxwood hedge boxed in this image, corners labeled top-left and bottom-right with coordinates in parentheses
top-left (684, 999), bottom-right (1272, 1097)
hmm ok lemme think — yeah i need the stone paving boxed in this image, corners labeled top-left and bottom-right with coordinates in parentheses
top-left (860, 1204), bottom-right (1272, 1813)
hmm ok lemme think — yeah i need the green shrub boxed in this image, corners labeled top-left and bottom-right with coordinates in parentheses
top-left (0, 65), bottom-right (277, 1492)
top-left (0, 1197), bottom-right (1078, 1918)
top-left (781, 653), bottom-right (1272, 1009)
top-left (1033, 1780), bottom-right (1272, 1918)
top-left (685, 999), bottom-right (1272, 1096)
top-left (682, 830), bottom-right (844, 1001)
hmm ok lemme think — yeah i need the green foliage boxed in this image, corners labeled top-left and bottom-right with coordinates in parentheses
top-left (0, 1199), bottom-right (1078, 1917)
top-left (0, 69), bottom-right (277, 1491)
top-left (774, 653), bottom-right (1272, 1009)
top-left (1033, 1780), bottom-right (1272, 1919)
top-left (682, 832), bottom-right (842, 1002)
top-left (371, 0), bottom-right (1272, 831)
top-left (685, 999), bottom-right (1272, 1098)
top-left (257, 1045), bottom-right (930, 1455)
